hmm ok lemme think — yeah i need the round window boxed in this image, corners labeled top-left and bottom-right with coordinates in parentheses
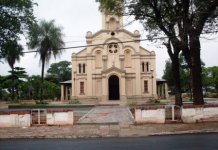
top-left (108, 43), bottom-right (119, 54)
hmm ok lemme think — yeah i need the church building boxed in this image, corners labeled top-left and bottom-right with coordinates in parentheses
top-left (60, 11), bottom-right (168, 104)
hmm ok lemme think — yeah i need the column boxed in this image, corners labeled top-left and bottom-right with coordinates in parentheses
top-left (119, 55), bottom-right (124, 70)
top-left (87, 55), bottom-right (92, 96)
top-left (165, 83), bottom-right (169, 99)
top-left (103, 55), bottom-right (107, 70)
top-left (135, 54), bottom-right (141, 95)
top-left (120, 73), bottom-right (126, 102)
top-left (65, 86), bottom-right (68, 100)
top-left (61, 85), bottom-right (64, 101)
top-left (102, 74), bottom-right (107, 101)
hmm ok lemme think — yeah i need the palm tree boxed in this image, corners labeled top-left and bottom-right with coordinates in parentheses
top-left (3, 40), bottom-right (23, 100)
top-left (27, 20), bottom-right (65, 102)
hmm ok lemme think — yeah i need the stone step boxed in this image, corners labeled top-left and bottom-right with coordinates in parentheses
top-left (165, 120), bottom-right (183, 124)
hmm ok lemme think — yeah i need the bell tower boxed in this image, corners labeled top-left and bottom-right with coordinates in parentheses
top-left (102, 12), bottom-right (123, 30)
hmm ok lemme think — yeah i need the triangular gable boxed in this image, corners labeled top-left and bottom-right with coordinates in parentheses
top-left (102, 66), bottom-right (126, 74)
top-left (88, 29), bottom-right (140, 39)
top-left (139, 46), bottom-right (153, 55)
top-left (76, 48), bottom-right (87, 56)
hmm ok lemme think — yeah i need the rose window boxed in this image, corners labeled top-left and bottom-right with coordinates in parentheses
top-left (108, 43), bottom-right (118, 54)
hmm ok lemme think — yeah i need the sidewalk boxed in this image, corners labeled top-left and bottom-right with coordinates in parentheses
top-left (1, 122), bottom-right (218, 139)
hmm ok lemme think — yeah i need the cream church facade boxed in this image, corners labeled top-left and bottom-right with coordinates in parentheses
top-left (60, 12), bottom-right (168, 104)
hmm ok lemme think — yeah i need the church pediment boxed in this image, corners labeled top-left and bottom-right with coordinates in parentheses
top-left (102, 66), bottom-right (126, 74)
top-left (86, 29), bottom-right (140, 40)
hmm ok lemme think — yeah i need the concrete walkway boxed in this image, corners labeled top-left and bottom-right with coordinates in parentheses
top-left (77, 106), bottom-right (134, 125)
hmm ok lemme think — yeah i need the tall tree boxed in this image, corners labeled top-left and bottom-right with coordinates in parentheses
top-left (0, 0), bottom-right (35, 59)
top-left (3, 40), bottom-right (23, 100)
top-left (27, 20), bottom-right (65, 102)
top-left (98, 0), bottom-right (218, 105)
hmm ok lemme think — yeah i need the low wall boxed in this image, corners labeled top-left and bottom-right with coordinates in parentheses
top-left (134, 106), bottom-right (165, 123)
top-left (0, 109), bottom-right (74, 127)
top-left (0, 112), bottom-right (31, 127)
top-left (182, 105), bottom-right (218, 123)
top-left (47, 110), bottom-right (74, 125)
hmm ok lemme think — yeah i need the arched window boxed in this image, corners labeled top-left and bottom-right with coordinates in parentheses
top-left (125, 50), bottom-right (131, 67)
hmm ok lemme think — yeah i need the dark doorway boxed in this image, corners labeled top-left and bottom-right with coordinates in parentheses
top-left (109, 75), bottom-right (120, 100)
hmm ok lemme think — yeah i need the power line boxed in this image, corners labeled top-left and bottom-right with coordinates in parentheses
top-left (22, 30), bottom-right (218, 54)
top-left (22, 36), bottom-right (170, 54)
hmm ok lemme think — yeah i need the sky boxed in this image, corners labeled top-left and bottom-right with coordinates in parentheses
top-left (0, 0), bottom-right (218, 78)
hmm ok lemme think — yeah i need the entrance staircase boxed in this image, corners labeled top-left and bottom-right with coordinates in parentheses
top-left (77, 106), bottom-right (134, 125)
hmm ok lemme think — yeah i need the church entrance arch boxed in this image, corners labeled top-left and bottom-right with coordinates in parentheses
top-left (108, 75), bottom-right (120, 100)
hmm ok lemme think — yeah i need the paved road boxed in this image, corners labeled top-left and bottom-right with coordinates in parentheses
top-left (1, 133), bottom-right (218, 150)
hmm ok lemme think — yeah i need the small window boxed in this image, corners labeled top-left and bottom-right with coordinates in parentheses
top-left (146, 62), bottom-right (149, 72)
top-left (142, 62), bottom-right (149, 72)
top-left (142, 62), bottom-right (145, 72)
top-left (79, 64), bottom-right (81, 73)
top-left (111, 32), bottom-right (115, 36)
top-left (83, 64), bottom-right (85, 73)
top-left (144, 80), bottom-right (148, 93)
top-left (80, 82), bottom-right (84, 94)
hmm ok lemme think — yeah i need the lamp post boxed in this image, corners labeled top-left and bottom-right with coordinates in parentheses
top-left (150, 68), bottom-right (154, 98)
top-left (73, 71), bottom-right (76, 100)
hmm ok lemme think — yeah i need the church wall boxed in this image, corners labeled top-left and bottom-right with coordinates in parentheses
top-left (70, 12), bottom-right (157, 104)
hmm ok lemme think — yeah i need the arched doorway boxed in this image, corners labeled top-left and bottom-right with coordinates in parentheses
top-left (108, 75), bottom-right (120, 100)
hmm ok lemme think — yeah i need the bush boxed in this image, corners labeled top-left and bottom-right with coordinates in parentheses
top-left (206, 92), bottom-right (218, 98)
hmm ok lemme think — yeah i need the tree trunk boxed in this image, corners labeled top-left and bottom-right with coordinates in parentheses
top-left (164, 39), bottom-right (183, 106)
top-left (189, 35), bottom-right (204, 105)
top-left (40, 58), bottom-right (45, 102)
top-left (172, 56), bottom-right (183, 106)
top-left (11, 66), bottom-right (15, 101)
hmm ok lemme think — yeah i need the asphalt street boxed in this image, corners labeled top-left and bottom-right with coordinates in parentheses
top-left (0, 133), bottom-right (218, 150)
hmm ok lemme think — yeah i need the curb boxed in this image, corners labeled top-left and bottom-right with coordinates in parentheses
top-left (149, 129), bottom-right (218, 136)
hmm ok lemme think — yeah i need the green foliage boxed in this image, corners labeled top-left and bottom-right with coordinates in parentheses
top-left (47, 61), bottom-right (71, 82)
top-left (26, 75), bottom-right (61, 100)
top-left (2, 40), bottom-right (24, 101)
top-left (35, 100), bottom-right (48, 105)
top-left (203, 66), bottom-right (218, 92)
top-left (69, 100), bottom-right (81, 105)
top-left (162, 56), bottom-right (190, 93)
top-left (98, 0), bottom-right (123, 15)
top-left (163, 55), bottom-right (206, 94)
top-left (0, 67), bottom-right (27, 100)
top-left (27, 20), bottom-right (65, 63)
top-left (0, 0), bottom-right (35, 58)
top-left (2, 40), bottom-right (23, 68)
top-left (43, 80), bottom-right (60, 100)
top-left (27, 75), bottom-right (41, 100)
